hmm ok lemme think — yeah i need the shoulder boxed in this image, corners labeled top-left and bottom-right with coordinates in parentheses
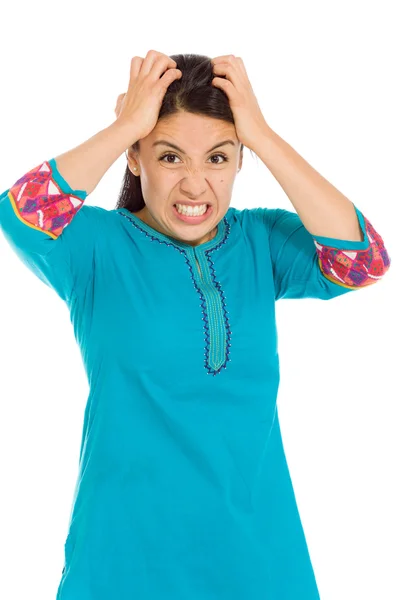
top-left (69, 203), bottom-right (116, 232)
top-left (225, 205), bottom-right (282, 233)
top-left (57, 204), bottom-right (115, 251)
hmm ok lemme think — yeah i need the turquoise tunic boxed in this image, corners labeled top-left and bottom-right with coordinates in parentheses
top-left (0, 157), bottom-right (385, 600)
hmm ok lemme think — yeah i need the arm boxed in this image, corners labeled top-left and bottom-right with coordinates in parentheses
top-left (0, 121), bottom-right (138, 300)
top-left (252, 127), bottom-right (390, 294)
top-left (54, 120), bottom-right (138, 196)
top-left (265, 206), bottom-right (390, 301)
top-left (253, 126), bottom-right (367, 241)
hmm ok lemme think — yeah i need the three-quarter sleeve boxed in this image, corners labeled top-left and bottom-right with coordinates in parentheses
top-left (264, 203), bottom-right (391, 301)
top-left (0, 158), bottom-right (104, 303)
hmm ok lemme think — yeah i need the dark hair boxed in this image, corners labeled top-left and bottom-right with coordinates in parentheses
top-left (115, 53), bottom-right (254, 213)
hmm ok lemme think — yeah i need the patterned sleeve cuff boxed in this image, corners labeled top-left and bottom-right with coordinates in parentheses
top-left (313, 209), bottom-right (391, 289)
top-left (7, 158), bottom-right (87, 240)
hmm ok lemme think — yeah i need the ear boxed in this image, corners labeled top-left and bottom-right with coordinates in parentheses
top-left (126, 149), bottom-right (139, 174)
top-left (126, 147), bottom-right (135, 160)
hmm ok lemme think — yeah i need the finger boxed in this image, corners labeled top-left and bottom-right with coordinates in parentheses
top-left (141, 49), bottom-right (177, 77)
top-left (158, 68), bottom-right (182, 88)
top-left (211, 54), bottom-right (236, 64)
top-left (128, 57), bottom-right (144, 85)
top-left (211, 55), bottom-right (247, 79)
top-left (212, 77), bottom-right (234, 92)
top-left (212, 62), bottom-right (242, 87)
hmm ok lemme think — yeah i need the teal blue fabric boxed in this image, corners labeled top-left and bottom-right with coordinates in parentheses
top-left (0, 157), bottom-right (368, 599)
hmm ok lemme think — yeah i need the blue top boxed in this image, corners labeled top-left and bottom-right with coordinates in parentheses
top-left (0, 157), bottom-right (376, 600)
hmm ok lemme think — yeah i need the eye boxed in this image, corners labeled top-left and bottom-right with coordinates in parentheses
top-left (159, 152), bottom-right (229, 164)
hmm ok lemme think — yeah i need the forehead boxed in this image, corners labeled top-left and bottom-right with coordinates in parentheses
top-left (153, 111), bottom-right (237, 142)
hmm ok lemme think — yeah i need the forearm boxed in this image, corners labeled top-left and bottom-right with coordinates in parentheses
top-left (54, 121), bottom-right (138, 196)
top-left (253, 127), bottom-right (363, 241)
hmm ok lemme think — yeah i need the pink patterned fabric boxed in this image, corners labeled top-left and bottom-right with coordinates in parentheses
top-left (7, 160), bottom-right (83, 239)
top-left (313, 216), bottom-right (391, 289)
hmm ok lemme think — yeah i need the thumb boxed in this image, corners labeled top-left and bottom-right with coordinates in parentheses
top-left (115, 93), bottom-right (126, 117)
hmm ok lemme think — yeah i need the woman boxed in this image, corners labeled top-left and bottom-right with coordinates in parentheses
top-left (0, 50), bottom-right (390, 599)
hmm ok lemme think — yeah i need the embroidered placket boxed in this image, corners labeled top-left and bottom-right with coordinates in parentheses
top-left (118, 210), bottom-right (232, 376)
top-left (191, 246), bottom-right (231, 374)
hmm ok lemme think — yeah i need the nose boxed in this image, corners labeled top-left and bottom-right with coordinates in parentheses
top-left (179, 171), bottom-right (209, 198)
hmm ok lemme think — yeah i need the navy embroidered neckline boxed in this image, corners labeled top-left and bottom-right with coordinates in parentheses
top-left (116, 207), bottom-right (228, 252)
top-left (116, 207), bottom-right (233, 377)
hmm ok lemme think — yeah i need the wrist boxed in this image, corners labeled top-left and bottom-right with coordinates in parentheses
top-left (109, 120), bottom-right (140, 151)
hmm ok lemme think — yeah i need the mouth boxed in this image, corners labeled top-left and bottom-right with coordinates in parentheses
top-left (172, 203), bottom-right (213, 224)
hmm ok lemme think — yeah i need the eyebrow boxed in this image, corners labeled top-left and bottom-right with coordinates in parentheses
top-left (152, 139), bottom-right (236, 154)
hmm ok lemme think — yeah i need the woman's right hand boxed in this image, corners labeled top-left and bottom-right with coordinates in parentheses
top-left (114, 50), bottom-right (182, 141)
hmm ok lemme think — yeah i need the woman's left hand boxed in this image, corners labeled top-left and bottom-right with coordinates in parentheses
top-left (211, 55), bottom-right (271, 151)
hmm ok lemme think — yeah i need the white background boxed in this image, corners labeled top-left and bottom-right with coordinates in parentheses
top-left (0, 1), bottom-right (399, 598)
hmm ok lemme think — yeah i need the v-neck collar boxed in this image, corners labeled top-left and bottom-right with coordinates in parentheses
top-left (117, 207), bottom-right (229, 253)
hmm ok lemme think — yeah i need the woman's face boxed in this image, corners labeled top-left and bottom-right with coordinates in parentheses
top-left (126, 112), bottom-right (243, 246)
